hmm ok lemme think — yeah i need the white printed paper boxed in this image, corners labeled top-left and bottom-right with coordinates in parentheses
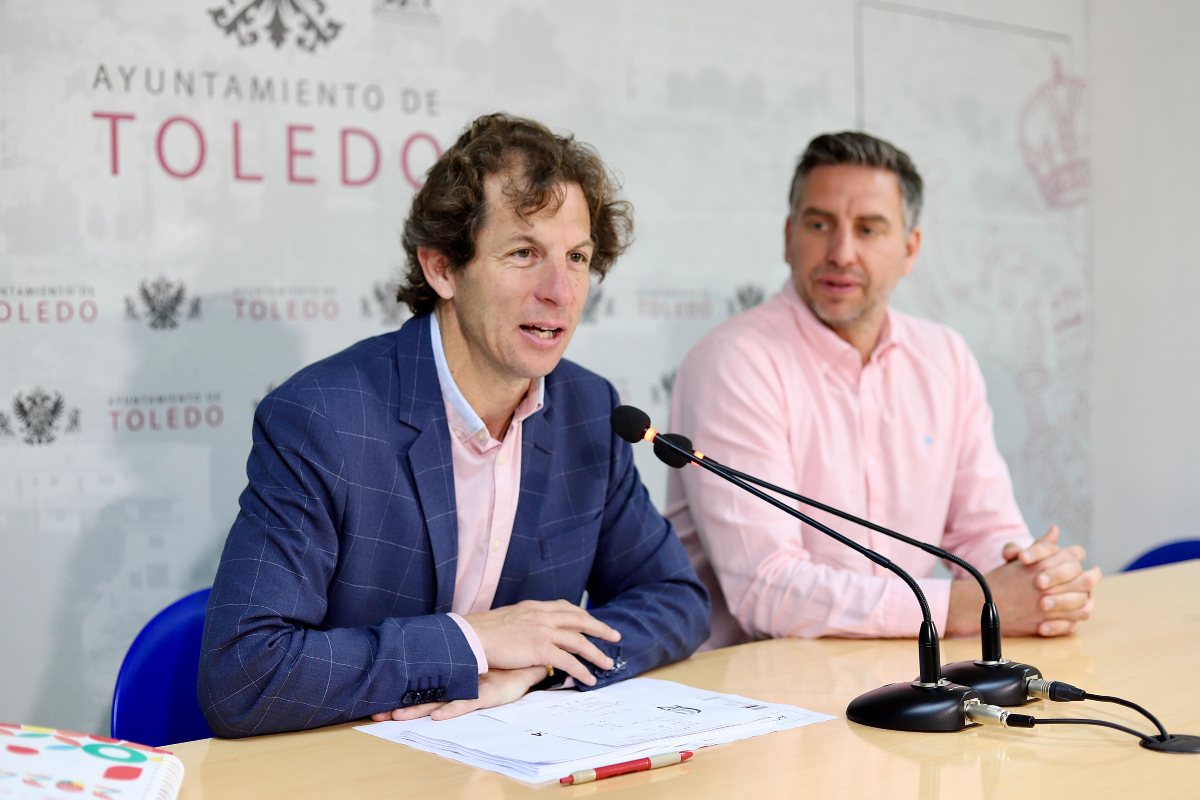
top-left (355, 678), bottom-right (835, 784)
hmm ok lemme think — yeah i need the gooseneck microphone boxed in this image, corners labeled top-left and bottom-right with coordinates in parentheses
top-left (650, 431), bottom-right (1039, 707)
top-left (617, 406), bottom-right (1200, 751)
top-left (612, 406), bottom-right (982, 732)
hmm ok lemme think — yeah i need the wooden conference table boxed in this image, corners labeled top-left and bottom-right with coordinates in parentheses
top-left (170, 561), bottom-right (1200, 798)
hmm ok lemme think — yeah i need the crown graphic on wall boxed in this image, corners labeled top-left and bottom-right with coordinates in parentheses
top-left (0, 387), bottom-right (81, 446)
top-left (209, 0), bottom-right (343, 52)
top-left (125, 277), bottom-right (201, 330)
top-left (1018, 58), bottom-right (1089, 209)
top-left (650, 369), bottom-right (677, 405)
top-left (360, 281), bottom-right (410, 327)
top-left (726, 284), bottom-right (765, 316)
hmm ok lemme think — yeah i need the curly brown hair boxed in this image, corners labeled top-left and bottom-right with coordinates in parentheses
top-left (397, 113), bottom-right (635, 315)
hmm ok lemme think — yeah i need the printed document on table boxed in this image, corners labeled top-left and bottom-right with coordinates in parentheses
top-left (355, 678), bottom-right (835, 784)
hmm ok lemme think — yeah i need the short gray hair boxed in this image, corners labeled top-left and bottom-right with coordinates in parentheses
top-left (788, 131), bottom-right (924, 231)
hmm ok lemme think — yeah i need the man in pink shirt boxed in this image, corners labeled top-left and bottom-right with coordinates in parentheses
top-left (666, 131), bottom-right (1099, 648)
top-left (201, 114), bottom-right (709, 737)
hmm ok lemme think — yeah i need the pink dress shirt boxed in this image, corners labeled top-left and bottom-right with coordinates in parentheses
top-left (666, 280), bottom-right (1032, 647)
top-left (430, 313), bottom-right (544, 673)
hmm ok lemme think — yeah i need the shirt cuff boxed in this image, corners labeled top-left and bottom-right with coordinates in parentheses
top-left (448, 613), bottom-right (488, 675)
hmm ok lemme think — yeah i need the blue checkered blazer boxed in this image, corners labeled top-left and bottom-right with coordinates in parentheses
top-left (199, 314), bottom-right (710, 737)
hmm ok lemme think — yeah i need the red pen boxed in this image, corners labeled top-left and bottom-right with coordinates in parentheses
top-left (559, 751), bottom-right (693, 785)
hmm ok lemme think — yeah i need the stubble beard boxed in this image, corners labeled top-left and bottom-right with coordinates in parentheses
top-left (801, 278), bottom-right (875, 333)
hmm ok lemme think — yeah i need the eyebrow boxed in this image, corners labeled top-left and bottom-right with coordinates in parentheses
top-left (801, 207), bottom-right (892, 227)
top-left (501, 234), bottom-right (594, 251)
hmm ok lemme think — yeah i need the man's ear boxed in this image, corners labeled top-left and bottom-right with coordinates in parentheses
top-left (902, 227), bottom-right (922, 277)
top-left (418, 247), bottom-right (456, 301)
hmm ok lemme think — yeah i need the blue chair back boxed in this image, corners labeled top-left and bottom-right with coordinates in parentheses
top-left (111, 588), bottom-right (214, 746)
top-left (1123, 539), bottom-right (1200, 572)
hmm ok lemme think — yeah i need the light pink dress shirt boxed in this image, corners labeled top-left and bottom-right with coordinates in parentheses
top-left (430, 313), bottom-right (544, 673)
top-left (666, 280), bottom-right (1032, 647)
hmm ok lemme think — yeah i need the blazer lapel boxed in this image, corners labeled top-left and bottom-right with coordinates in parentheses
top-left (394, 315), bottom-right (459, 614)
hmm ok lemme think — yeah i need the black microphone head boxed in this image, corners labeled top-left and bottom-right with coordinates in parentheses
top-left (654, 433), bottom-right (694, 469)
top-left (610, 405), bottom-right (651, 443)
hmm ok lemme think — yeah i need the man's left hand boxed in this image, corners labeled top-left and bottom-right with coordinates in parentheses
top-left (1002, 525), bottom-right (1102, 636)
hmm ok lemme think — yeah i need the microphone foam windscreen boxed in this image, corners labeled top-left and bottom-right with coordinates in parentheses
top-left (654, 433), bottom-right (694, 469)
top-left (610, 405), bottom-right (651, 443)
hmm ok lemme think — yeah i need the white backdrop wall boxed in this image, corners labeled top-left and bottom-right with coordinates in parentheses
top-left (1, 0), bottom-right (1091, 735)
top-left (1089, 0), bottom-right (1200, 573)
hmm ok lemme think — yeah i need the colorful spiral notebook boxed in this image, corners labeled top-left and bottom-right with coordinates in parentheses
top-left (0, 724), bottom-right (184, 799)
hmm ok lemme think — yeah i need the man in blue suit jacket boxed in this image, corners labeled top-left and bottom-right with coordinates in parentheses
top-left (199, 114), bottom-right (710, 737)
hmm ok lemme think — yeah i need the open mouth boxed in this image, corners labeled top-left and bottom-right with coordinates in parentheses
top-left (520, 324), bottom-right (563, 340)
top-left (817, 276), bottom-right (860, 294)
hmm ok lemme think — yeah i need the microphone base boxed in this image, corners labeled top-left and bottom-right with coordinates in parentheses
top-left (1139, 734), bottom-right (1200, 753)
top-left (847, 679), bottom-right (982, 732)
top-left (940, 658), bottom-right (1041, 707)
